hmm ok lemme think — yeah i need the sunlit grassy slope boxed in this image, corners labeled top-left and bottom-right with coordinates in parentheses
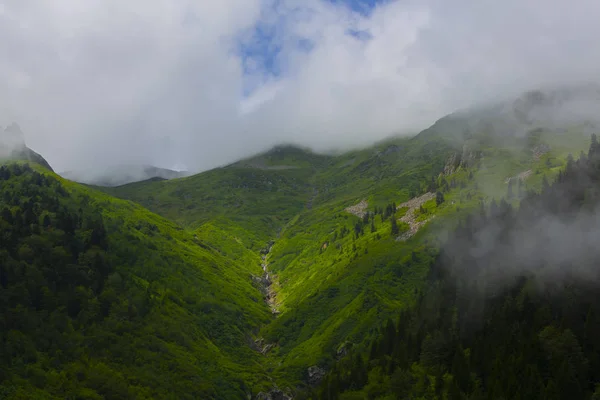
top-left (261, 127), bottom-right (592, 383)
top-left (100, 111), bottom-right (589, 389)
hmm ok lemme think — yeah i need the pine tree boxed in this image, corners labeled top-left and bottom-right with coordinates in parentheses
top-left (1, 207), bottom-right (13, 224)
top-left (436, 191), bottom-right (445, 206)
top-left (428, 176), bottom-right (437, 192)
top-left (391, 218), bottom-right (399, 236)
top-left (590, 133), bottom-right (599, 159)
top-left (542, 176), bottom-right (550, 193)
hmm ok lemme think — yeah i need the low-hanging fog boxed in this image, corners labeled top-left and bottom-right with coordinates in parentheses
top-left (1, 0), bottom-right (600, 175)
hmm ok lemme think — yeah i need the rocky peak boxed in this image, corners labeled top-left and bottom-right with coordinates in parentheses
top-left (1, 122), bottom-right (26, 151)
top-left (0, 122), bottom-right (53, 171)
top-left (4, 122), bottom-right (23, 135)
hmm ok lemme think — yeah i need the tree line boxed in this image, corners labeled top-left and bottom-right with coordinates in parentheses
top-left (304, 135), bottom-right (600, 399)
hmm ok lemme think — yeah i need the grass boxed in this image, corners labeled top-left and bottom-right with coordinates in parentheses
top-left (4, 112), bottom-right (592, 397)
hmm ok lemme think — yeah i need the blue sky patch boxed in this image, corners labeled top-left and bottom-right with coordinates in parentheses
top-left (326, 0), bottom-right (388, 16)
top-left (346, 29), bottom-right (373, 41)
top-left (239, 0), bottom-right (387, 97)
top-left (241, 32), bottom-right (281, 76)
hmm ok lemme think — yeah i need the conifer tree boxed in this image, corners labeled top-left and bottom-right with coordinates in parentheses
top-left (391, 218), bottom-right (399, 236)
top-left (436, 191), bottom-right (445, 206)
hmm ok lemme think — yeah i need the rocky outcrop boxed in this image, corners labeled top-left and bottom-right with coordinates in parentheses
top-left (252, 338), bottom-right (275, 355)
top-left (395, 192), bottom-right (436, 241)
top-left (1, 123), bottom-right (26, 150)
top-left (532, 144), bottom-right (551, 160)
top-left (444, 152), bottom-right (461, 175)
top-left (345, 200), bottom-right (368, 218)
top-left (255, 388), bottom-right (293, 400)
top-left (444, 144), bottom-right (479, 175)
top-left (460, 144), bottom-right (479, 168)
top-left (307, 366), bottom-right (326, 386)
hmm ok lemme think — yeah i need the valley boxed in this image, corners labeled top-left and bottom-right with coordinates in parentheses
top-left (98, 101), bottom-right (593, 396)
top-left (2, 87), bottom-right (600, 398)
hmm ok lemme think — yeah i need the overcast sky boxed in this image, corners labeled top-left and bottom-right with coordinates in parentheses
top-left (1, 0), bottom-right (599, 173)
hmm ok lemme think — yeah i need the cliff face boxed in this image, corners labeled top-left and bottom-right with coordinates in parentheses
top-left (443, 143), bottom-right (479, 175)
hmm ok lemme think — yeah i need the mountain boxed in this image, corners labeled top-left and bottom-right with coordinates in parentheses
top-left (60, 164), bottom-right (190, 187)
top-left (3, 85), bottom-right (600, 399)
top-left (102, 86), bottom-right (595, 391)
top-left (0, 123), bottom-right (54, 172)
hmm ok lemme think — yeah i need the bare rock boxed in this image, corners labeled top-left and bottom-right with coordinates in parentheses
top-left (460, 143), bottom-right (478, 168)
top-left (307, 366), bottom-right (326, 386)
top-left (345, 200), bottom-right (368, 218)
top-left (444, 152), bottom-right (460, 175)
top-left (532, 144), bottom-right (551, 160)
top-left (255, 388), bottom-right (292, 400)
top-left (395, 192), bottom-right (436, 241)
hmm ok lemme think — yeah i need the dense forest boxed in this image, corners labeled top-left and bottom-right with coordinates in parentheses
top-left (0, 164), bottom-right (120, 398)
top-left (0, 164), bottom-right (276, 399)
top-left (309, 136), bottom-right (600, 399)
top-left (2, 133), bottom-right (598, 398)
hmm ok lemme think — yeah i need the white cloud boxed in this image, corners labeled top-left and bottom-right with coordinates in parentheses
top-left (1, 0), bottom-right (600, 174)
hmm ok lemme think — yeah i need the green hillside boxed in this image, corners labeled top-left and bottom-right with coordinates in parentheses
top-left (310, 135), bottom-right (600, 399)
top-left (0, 163), bottom-right (276, 399)
top-left (102, 108), bottom-right (592, 393)
top-left (2, 88), bottom-right (598, 398)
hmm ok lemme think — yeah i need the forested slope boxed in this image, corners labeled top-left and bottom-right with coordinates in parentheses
top-left (0, 163), bottom-right (275, 399)
top-left (104, 118), bottom-right (591, 393)
top-left (3, 87), bottom-right (598, 398)
top-left (309, 136), bottom-right (600, 399)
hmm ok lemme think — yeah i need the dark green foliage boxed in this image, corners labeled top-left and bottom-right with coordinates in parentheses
top-left (0, 117), bottom-right (596, 398)
top-left (0, 164), bottom-right (272, 399)
top-left (0, 165), bottom-right (119, 396)
top-left (390, 218), bottom-right (399, 236)
top-left (435, 191), bottom-right (445, 206)
top-left (311, 136), bottom-right (600, 399)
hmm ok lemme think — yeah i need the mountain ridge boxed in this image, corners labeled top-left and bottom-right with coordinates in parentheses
top-left (2, 85), bottom-right (600, 398)
top-left (98, 85), bottom-right (596, 395)
top-left (60, 164), bottom-right (190, 187)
